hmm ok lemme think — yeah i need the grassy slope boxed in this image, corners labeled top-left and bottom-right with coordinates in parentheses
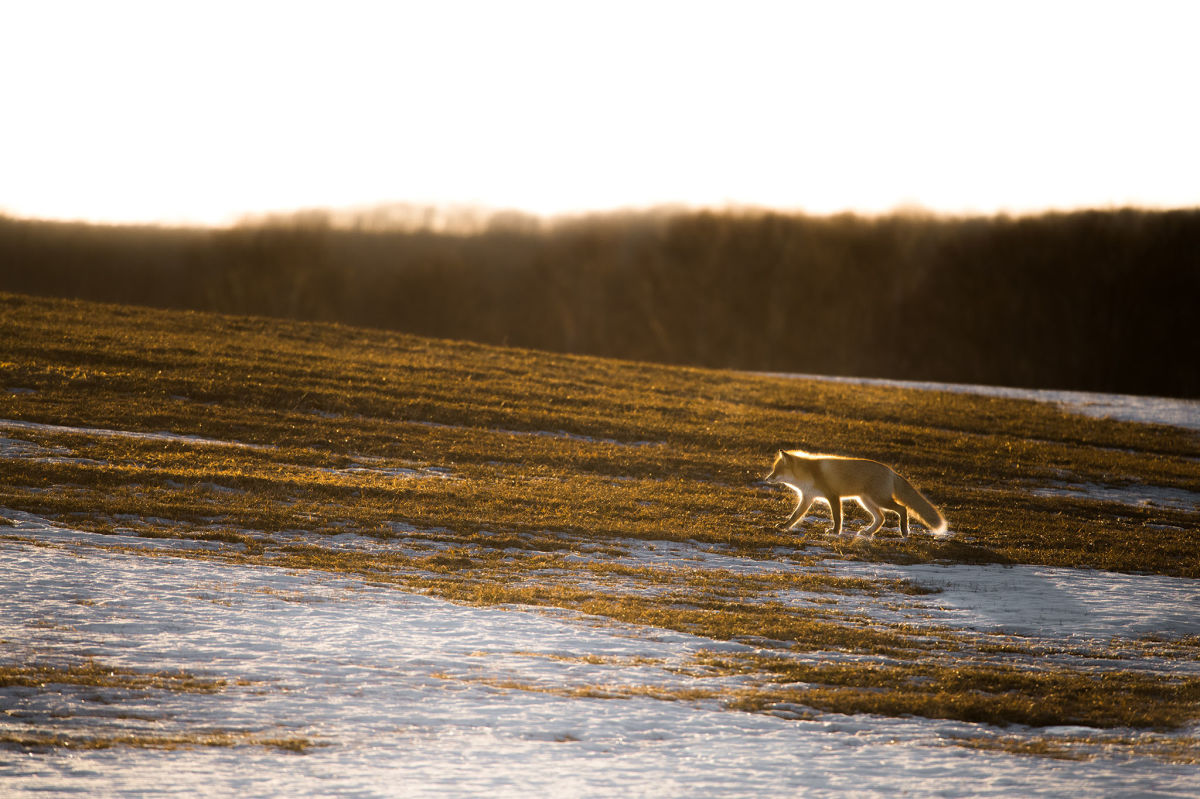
top-left (2, 291), bottom-right (1199, 744)
top-left (2, 291), bottom-right (1194, 575)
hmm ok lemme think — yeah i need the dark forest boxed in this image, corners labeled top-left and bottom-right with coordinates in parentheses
top-left (2, 207), bottom-right (1196, 397)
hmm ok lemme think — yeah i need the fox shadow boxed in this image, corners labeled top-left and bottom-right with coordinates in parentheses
top-left (781, 521), bottom-right (1010, 566)
top-left (843, 534), bottom-right (1011, 566)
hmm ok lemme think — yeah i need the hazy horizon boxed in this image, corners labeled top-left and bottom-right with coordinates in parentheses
top-left (5, 199), bottom-right (1198, 234)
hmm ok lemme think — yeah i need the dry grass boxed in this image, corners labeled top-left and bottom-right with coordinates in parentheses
top-left (702, 652), bottom-right (1200, 730)
top-left (945, 733), bottom-right (1200, 764)
top-left (0, 731), bottom-right (319, 753)
top-left (0, 660), bottom-right (225, 693)
top-left (1, 291), bottom-right (1198, 739)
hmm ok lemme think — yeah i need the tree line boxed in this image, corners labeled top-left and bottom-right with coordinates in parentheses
top-left (2, 206), bottom-right (1196, 398)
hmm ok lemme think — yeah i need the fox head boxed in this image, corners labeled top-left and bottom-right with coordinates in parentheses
top-left (765, 449), bottom-right (791, 484)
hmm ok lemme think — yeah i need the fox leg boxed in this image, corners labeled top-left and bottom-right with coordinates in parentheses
top-left (782, 496), bottom-right (816, 531)
top-left (828, 497), bottom-right (844, 536)
top-left (858, 498), bottom-right (885, 538)
top-left (885, 499), bottom-right (910, 536)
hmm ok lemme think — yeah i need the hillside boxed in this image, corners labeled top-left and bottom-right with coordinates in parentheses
top-left (1, 291), bottom-right (1199, 793)
top-left (1, 290), bottom-right (1195, 573)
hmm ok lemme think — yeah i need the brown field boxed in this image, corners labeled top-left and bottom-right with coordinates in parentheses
top-left (1, 291), bottom-right (1198, 756)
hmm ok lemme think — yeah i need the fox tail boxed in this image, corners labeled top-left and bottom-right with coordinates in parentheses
top-left (893, 475), bottom-right (949, 536)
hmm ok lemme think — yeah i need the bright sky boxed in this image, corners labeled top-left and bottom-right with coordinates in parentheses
top-left (3, 0), bottom-right (1198, 225)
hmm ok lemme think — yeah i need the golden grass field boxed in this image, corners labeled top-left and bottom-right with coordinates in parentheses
top-left (2, 291), bottom-right (1198, 757)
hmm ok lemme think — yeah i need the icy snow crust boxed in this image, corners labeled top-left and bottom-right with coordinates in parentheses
top-left (3, 532), bottom-right (1200, 799)
top-left (2, 378), bottom-right (1198, 797)
top-left (769, 373), bottom-right (1200, 432)
top-left (3, 508), bottom-right (1200, 797)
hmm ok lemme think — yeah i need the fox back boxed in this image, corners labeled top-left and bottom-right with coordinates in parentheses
top-left (766, 450), bottom-right (893, 495)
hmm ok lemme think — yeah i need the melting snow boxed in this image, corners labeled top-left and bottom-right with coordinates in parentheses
top-left (0, 418), bottom-right (272, 450)
top-left (2, 519), bottom-right (1200, 797)
top-left (1024, 481), bottom-right (1200, 512)
top-left (832, 558), bottom-right (1200, 645)
top-left (769, 373), bottom-right (1200, 432)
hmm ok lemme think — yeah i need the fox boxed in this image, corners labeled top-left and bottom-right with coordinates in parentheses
top-left (764, 449), bottom-right (949, 539)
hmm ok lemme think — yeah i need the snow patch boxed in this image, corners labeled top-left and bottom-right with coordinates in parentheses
top-left (832, 558), bottom-right (1200, 644)
top-left (3, 539), bottom-right (1200, 797)
top-left (0, 436), bottom-right (71, 459)
top-left (0, 418), bottom-right (272, 450)
top-left (320, 462), bottom-right (454, 480)
top-left (1025, 481), bottom-right (1200, 512)
top-left (768, 373), bottom-right (1200, 431)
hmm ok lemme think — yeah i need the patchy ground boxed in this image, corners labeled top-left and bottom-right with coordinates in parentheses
top-left (3, 520), bottom-right (1199, 797)
top-left (1, 292), bottom-right (1198, 796)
